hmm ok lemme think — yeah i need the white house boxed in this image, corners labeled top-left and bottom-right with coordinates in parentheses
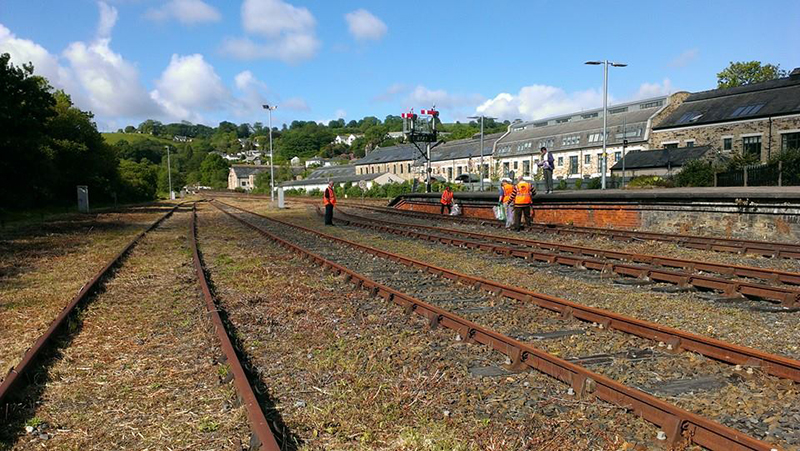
top-left (227, 165), bottom-right (271, 191)
top-left (290, 156), bottom-right (301, 166)
top-left (333, 134), bottom-right (362, 146)
top-left (280, 165), bottom-right (404, 193)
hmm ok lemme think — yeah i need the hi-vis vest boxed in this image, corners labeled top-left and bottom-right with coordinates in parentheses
top-left (441, 190), bottom-right (453, 205)
top-left (323, 187), bottom-right (336, 206)
top-left (502, 184), bottom-right (513, 203)
top-left (514, 181), bottom-right (532, 205)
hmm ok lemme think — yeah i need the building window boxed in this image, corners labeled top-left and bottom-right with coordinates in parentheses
top-left (614, 152), bottom-right (622, 162)
top-left (513, 161), bottom-right (518, 170)
top-left (556, 118), bottom-right (570, 124)
top-left (534, 122), bottom-right (547, 127)
top-left (730, 104), bottom-right (764, 118)
top-left (241, 181), bottom-right (248, 187)
top-left (609, 107), bottom-right (628, 114)
top-left (587, 132), bottom-right (605, 143)
top-left (503, 162), bottom-right (510, 176)
top-left (639, 100), bottom-right (664, 109)
top-left (457, 166), bottom-right (463, 176)
top-left (562, 135), bottom-right (581, 146)
top-left (581, 112), bottom-right (599, 119)
top-left (584, 154), bottom-right (591, 165)
top-left (523, 160), bottom-right (530, 176)
top-left (743, 136), bottom-right (762, 157)
top-left (447, 167), bottom-right (453, 180)
top-left (782, 133), bottom-right (800, 151)
top-left (663, 143), bottom-right (679, 149)
top-left (723, 138), bottom-right (732, 151)
top-left (557, 156), bottom-right (564, 167)
top-left (597, 154), bottom-right (603, 172)
top-left (407, 164), bottom-right (411, 173)
top-left (569, 156), bottom-right (578, 175)
top-left (400, 164), bottom-right (403, 174)
top-left (685, 140), bottom-right (695, 148)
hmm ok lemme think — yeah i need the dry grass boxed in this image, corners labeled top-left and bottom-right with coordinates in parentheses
top-left (196, 203), bottom-right (661, 450)
top-left (4, 207), bottom-right (250, 450)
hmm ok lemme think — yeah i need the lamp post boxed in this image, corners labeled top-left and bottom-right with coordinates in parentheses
top-left (585, 60), bottom-right (626, 189)
top-left (467, 115), bottom-right (496, 191)
top-left (262, 104), bottom-right (277, 202)
top-left (164, 145), bottom-right (174, 200)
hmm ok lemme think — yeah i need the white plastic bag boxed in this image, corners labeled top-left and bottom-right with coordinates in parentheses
top-left (493, 204), bottom-right (506, 221)
top-left (450, 203), bottom-right (461, 216)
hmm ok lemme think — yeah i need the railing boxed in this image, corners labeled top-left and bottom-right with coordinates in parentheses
top-left (715, 161), bottom-right (793, 187)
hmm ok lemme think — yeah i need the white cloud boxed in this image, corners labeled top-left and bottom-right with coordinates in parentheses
top-left (345, 9), bottom-right (387, 41)
top-left (632, 78), bottom-right (674, 99)
top-left (405, 85), bottom-right (484, 111)
top-left (96, 1), bottom-right (118, 40)
top-left (0, 24), bottom-right (76, 92)
top-left (222, 0), bottom-right (319, 64)
top-left (476, 85), bottom-right (605, 121)
top-left (372, 82), bottom-right (408, 102)
top-left (150, 54), bottom-right (230, 122)
top-left (145, 0), bottom-right (221, 25)
top-left (668, 49), bottom-right (698, 68)
top-left (281, 97), bottom-right (310, 111)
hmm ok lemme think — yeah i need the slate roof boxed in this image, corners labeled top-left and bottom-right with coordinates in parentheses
top-left (429, 133), bottom-right (505, 162)
top-left (654, 72), bottom-right (800, 130)
top-left (230, 165), bottom-right (270, 178)
top-left (354, 144), bottom-right (421, 165)
top-left (306, 165), bottom-right (355, 179)
top-left (610, 146), bottom-right (712, 170)
top-left (280, 164), bottom-right (389, 187)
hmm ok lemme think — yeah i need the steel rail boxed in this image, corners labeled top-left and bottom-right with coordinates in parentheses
top-left (189, 204), bottom-right (280, 451)
top-left (336, 207), bottom-right (800, 287)
top-left (330, 209), bottom-right (800, 307)
top-left (341, 201), bottom-right (800, 259)
top-left (0, 203), bottom-right (182, 405)
top-left (214, 199), bottom-right (800, 383)
top-left (209, 200), bottom-right (783, 451)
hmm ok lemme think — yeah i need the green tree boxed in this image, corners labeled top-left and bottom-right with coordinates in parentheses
top-left (118, 159), bottom-right (158, 201)
top-left (199, 153), bottom-right (229, 188)
top-left (717, 61), bottom-right (787, 89)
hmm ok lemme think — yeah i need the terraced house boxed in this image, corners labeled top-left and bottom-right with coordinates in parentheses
top-left (354, 144), bottom-right (420, 181)
top-left (649, 68), bottom-right (800, 161)
top-left (492, 96), bottom-right (671, 181)
top-left (428, 133), bottom-right (504, 182)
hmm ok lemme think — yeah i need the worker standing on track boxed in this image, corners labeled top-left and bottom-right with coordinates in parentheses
top-left (499, 178), bottom-right (514, 228)
top-left (440, 185), bottom-right (454, 215)
top-left (323, 181), bottom-right (336, 226)
top-left (509, 175), bottom-right (535, 231)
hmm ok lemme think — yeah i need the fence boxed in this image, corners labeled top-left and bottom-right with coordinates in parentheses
top-left (715, 161), bottom-right (796, 187)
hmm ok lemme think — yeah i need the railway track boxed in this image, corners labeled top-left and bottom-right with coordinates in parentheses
top-left (341, 201), bottom-right (800, 259)
top-left (327, 207), bottom-right (800, 308)
top-left (1, 202), bottom-right (280, 451)
top-left (211, 199), bottom-right (797, 451)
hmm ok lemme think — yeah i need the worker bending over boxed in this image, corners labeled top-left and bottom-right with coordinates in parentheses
top-left (498, 178), bottom-right (514, 228)
top-left (440, 185), bottom-right (454, 215)
top-left (509, 176), bottom-right (535, 231)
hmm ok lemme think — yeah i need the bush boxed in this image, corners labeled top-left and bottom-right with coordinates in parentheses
top-left (587, 177), bottom-right (602, 189)
top-left (555, 179), bottom-right (568, 190)
top-left (574, 178), bottom-right (583, 190)
top-left (628, 175), bottom-right (673, 188)
top-left (771, 147), bottom-right (800, 185)
top-left (234, 187), bottom-right (245, 193)
top-left (308, 188), bottom-right (321, 197)
top-left (674, 159), bottom-right (715, 187)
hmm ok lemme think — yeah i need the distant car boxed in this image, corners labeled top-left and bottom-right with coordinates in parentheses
top-left (454, 173), bottom-right (480, 183)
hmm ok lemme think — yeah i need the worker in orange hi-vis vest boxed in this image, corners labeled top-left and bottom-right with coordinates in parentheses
top-left (440, 185), bottom-right (454, 215)
top-left (499, 178), bottom-right (514, 228)
top-left (509, 175), bottom-right (535, 231)
top-left (323, 181), bottom-right (336, 226)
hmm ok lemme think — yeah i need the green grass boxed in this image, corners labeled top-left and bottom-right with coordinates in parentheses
top-left (102, 132), bottom-right (175, 146)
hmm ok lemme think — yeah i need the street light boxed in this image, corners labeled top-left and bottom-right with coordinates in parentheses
top-left (585, 60), bottom-right (627, 189)
top-left (262, 104), bottom-right (277, 202)
top-left (467, 115), bottom-right (496, 191)
top-left (164, 145), bottom-right (174, 200)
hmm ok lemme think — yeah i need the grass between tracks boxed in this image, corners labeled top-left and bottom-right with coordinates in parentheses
top-left (198, 203), bottom-right (660, 450)
top-left (0, 203), bottom-right (182, 383)
top-left (2, 208), bottom-right (250, 450)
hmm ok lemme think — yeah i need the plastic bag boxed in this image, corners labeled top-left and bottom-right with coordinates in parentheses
top-left (493, 204), bottom-right (506, 221)
top-left (450, 203), bottom-right (461, 216)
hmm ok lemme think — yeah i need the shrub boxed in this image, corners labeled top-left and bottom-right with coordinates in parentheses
top-left (674, 159), bottom-right (715, 187)
top-left (587, 177), bottom-right (602, 189)
top-left (771, 147), bottom-right (800, 185)
top-left (574, 178), bottom-right (583, 190)
top-left (628, 175), bottom-right (672, 188)
top-left (555, 179), bottom-right (568, 190)
top-left (234, 187), bottom-right (245, 193)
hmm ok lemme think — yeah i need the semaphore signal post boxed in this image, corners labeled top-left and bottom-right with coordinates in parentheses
top-left (402, 106), bottom-right (444, 193)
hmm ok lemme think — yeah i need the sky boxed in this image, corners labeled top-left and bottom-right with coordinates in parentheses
top-left (1, 0), bottom-right (798, 131)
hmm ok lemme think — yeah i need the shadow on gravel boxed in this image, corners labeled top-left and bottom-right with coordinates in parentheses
top-left (197, 244), bottom-right (303, 451)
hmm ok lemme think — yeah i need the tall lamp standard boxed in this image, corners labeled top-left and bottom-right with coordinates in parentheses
top-left (585, 60), bottom-right (627, 189)
top-left (164, 145), bottom-right (174, 200)
top-left (467, 115), bottom-right (496, 191)
top-left (262, 104), bottom-right (277, 202)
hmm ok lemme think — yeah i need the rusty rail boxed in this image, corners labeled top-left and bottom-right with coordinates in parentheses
top-left (215, 199), bottom-right (800, 383)
top-left (331, 209), bottom-right (800, 307)
top-left (337, 208), bottom-right (800, 287)
top-left (0, 204), bottom-right (181, 406)
top-left (210, 199), bottom-right (784, 451)
top-left (341, 201), bottom-right (800, 259)
top-left (189, 204), bottom-right (280, 451)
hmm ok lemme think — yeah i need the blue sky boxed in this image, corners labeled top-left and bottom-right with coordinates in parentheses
top-left (1, 0), bottom-right (798, 131)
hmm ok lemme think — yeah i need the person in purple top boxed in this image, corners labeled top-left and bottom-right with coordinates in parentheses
top-left (537, 147), bottom-right (555, 194)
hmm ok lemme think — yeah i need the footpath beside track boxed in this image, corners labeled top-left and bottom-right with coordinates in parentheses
top-left (210, 199), bottom-right (791, 451)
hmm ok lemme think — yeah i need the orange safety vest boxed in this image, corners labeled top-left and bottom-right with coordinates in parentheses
top-left (441, 190), bottom-right (453, 205)
top-left (502, 184), bottom-right (514, 203)
top-left (323, 187), bottom-right (336, 206)
top-left (514, 181), bottom-right (532, 206)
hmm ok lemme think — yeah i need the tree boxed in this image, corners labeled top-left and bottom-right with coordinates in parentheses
top-left (118, 159), bottom-right (158, 201)
top-left (124, 125), bottom-right (136, 133)
top-left (199, 153), bottom-right (229, 188)
top-left (717, 61), bottom-right (787, 89)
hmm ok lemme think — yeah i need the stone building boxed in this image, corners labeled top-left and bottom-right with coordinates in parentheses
top-left (227, 164), bottom-right (271, 191)
top-left (649, 68), bottom-right (800, 161)
top-left (279, 165), bottom-right (403, 193)
top-left (354, 144), bottom-right (420, 181)
top-left (492, 96), bottom-right (671, 181)
top-left (428, 133), bottom-right (504, 183)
